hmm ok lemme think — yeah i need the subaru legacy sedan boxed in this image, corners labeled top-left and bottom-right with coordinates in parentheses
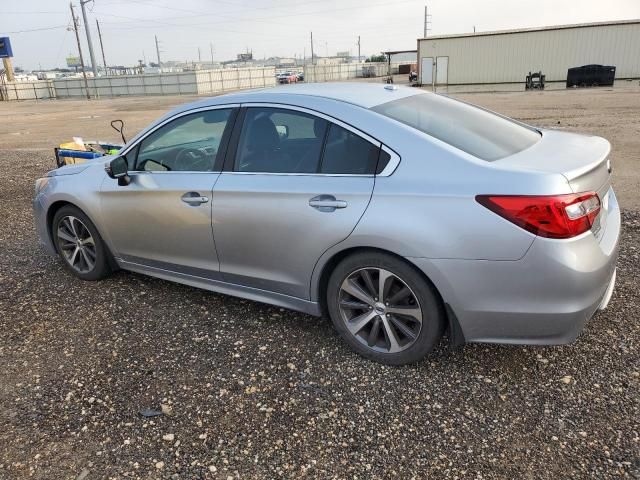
top-left (33, 83), bottom-right (620, 364)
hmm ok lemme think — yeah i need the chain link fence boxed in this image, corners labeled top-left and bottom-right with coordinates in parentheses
top-left (1, 67), bottom-right (276, 101)
top-left (0, 62), bottom-right (406, 101)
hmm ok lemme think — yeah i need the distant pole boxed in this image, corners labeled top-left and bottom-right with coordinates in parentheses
top-left (423, 5), bottom-right (432, 37)
top-left (357, 35), bottom-right (361, 62)
top-left (310, 31), bottom-right (315, 65)
top-left (473, 25), bottom-right (476, 33)
top-left (198, 47), bottom-right (201, 63)
top-left (424, 6), bottom-right (427, 37)
top-left (96, 19), bottom-right (107, 72)
top-left (80, 0), bottom-right (98, 77)
top-left (3, 57), bottom-right (15, 82)
top-left (155, 35), bottom-right (161, 71)
top-left (210, 42), bottom-right (214, 65)
top-left (70, 3), bottom-right (90, 99)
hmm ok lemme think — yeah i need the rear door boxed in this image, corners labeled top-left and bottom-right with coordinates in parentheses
top-left (211, 104), bottom-right (379, 299)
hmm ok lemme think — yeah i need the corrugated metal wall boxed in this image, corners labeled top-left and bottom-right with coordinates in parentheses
top-left (418, 22), bottom-right (640, 84)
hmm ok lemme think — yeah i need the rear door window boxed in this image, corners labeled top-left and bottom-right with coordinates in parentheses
top-left (234, 107), bottom-right (327, 173)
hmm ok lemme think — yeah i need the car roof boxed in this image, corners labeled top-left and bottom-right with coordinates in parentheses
top-left (174, 82), bottom-right (426, 113)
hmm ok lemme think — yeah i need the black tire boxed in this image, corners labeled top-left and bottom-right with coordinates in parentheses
top-left (52, 205), bottom-right (112, 281)
top-left (327, 251), bottom-right (445, 365)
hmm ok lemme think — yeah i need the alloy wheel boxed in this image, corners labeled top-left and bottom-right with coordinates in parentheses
top-left (56, 215), bottom-right (97, 274)
top-left (338, 268), bottom-right (423, 354)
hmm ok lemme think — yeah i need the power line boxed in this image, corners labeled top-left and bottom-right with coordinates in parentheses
top-left (92, 0), bottom-right (421, 28)
top-left (2, 11), bottom-right (67, 14)
top-left (3, 25), bottom-right (68, 34)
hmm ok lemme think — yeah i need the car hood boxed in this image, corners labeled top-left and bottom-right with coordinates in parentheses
top-left (48, 154), bottom-right (116, 177)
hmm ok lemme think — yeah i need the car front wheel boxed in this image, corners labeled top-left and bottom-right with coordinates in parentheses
top-left (52, 205), bottom-right (112, 281)
top-left (327, 252), bottom-right (445, 365)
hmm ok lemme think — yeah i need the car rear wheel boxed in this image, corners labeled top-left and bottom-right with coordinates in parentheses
top-left (52, 205), bottom-right (112, 281)
top-left (327, 252), bottom-right (445, 365)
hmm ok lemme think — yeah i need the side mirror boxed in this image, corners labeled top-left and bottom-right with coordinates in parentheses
top-left (105, 157), bottom-right (130, 186)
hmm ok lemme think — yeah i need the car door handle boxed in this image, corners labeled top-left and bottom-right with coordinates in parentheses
top-left (309, 195), bottom-right (348, 212)
top-left (181, 192), bottom-right (209, 206)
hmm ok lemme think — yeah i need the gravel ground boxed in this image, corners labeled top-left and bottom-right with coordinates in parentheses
top-left (1, 100), bottom-right (639, 479)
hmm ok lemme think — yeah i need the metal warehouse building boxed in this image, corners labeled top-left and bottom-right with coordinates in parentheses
top-left (417, 19), bottom-right (640, 85)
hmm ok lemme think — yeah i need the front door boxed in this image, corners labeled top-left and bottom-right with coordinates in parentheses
top-left (212, 106), bottom-right (379, 299)
top-left (99, 107), bottom-right (236, 277)
top-left (421, 57), bottom-right (433, 85)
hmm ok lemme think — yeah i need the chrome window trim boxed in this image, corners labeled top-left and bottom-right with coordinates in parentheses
top-left (118, 103), bottom-right (240, 159)
top-left (127, 170), bottom-right (222, 176)
top-left (117, 101), bottom-right (402, 177)
top-left (220, 171), bottom-right (374, 178)
top-left (378, 145), bottom-right (401, 177)
top-left (228, 102), bottom-right (391, 177)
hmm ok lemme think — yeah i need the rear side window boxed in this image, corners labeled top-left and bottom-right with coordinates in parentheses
top-left (320, 124), bottom-right (379, 174)
top-left (371, 94), bottom-right (540, 161)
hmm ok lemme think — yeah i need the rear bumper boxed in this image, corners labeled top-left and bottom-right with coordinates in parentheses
top-left (410, 188), bottom-right (621, 345)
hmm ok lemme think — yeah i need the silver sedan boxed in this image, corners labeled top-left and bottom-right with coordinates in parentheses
top-left (33, 83), bottom-right (620, 364)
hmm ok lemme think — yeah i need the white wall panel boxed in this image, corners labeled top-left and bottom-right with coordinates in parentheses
top-left (418, 22), bottom-right (640, 84)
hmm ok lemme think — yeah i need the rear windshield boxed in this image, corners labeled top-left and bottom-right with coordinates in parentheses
top-left (371, 93), bottom-right (540, 161)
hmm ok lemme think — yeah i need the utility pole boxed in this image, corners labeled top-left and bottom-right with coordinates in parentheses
top-left (210, 42), bottom-right (214, 65)
top-left (96, 19), bottom-right (107, 72)
top-left (155, 35), bottom-right (161, 71)
top-left (357, 35), bottom-right (361, 62)
top-left (80, 0), bottom-right (98, 77)
top-left (70, 3), bottom-right (90, 99)
top-left (310, 31), bottom-right (314, 65)
top-left (198, 47), bottom-right (201, 63)
top-left (423, 5), bottom-right (432, 37)
top-left (3, 57), bottom-right (15, 82)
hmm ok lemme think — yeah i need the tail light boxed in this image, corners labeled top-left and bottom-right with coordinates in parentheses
top-left (476, 192), bottom-right (601, 239)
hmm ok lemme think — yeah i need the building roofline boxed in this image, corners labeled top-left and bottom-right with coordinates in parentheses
top-left (382, 50), bottom-right (417, 55)
top-left (418, 18), bottom-right (640, 41)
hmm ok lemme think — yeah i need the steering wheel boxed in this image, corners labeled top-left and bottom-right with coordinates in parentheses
top-left (176, 147), bottom-right (211, 170)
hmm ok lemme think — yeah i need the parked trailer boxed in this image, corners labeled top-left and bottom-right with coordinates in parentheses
top-left (566, 64), bottom-right (616, 87)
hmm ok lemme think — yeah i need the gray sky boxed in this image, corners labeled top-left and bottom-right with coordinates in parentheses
top-left (2, 0), bottom-right (640, 70)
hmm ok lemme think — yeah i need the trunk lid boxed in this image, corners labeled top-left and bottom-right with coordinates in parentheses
top-left (495, 129), bottom-right (612, 240)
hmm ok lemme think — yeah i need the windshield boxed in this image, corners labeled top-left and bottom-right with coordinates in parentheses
top-left (371, 93), bottom-right (541, 161)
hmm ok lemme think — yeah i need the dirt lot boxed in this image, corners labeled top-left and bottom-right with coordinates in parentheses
top-left (0, 85), bottom-right (639, 479)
